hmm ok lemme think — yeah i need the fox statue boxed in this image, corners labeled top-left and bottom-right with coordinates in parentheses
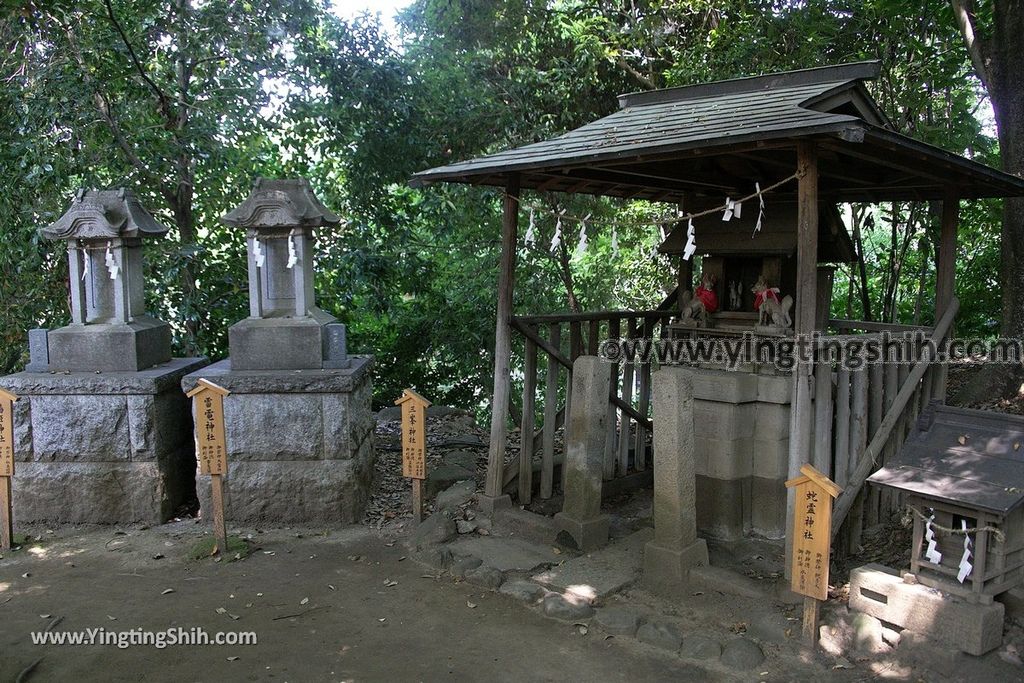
top-left (680, 271), bottom-right (719, 326)
top-left (751, 276), bottom-right (793, 329)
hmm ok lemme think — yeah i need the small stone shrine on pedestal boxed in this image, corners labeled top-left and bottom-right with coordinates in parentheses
top-left (182, 178), bottom-right (374, 523)
top-left (0, 189), bottom-right (208, 523)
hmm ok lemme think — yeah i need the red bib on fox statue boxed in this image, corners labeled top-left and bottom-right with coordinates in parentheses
top-left (753, 287), bottom-right (780, 311)
top-left (695, 286), bottom-right (719, 314)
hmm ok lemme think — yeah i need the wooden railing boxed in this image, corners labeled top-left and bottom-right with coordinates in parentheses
top-left (503, 302), bottom-right (676, 502)
top-left (823, 299), bottom-right (959, 546)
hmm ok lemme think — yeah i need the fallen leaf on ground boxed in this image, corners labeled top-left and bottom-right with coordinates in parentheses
top-left (466, 602), bottom-right (477, 609)
top-left (162, 589), bottom-right (175, 595)
top-left (300, 597), bottom-right (309, 605)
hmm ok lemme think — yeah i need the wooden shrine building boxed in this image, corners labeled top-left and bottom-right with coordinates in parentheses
top-left (411, 61), bottom-right (1024, 552)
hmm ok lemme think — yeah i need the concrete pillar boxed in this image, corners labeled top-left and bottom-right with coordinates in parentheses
top-left (554, 355), bottom-right (610, 550)
top-left (644, 365), bottom-right (708, 592)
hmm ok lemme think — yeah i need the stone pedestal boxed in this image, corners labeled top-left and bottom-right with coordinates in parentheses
top-left (0, 358), bottom-right (208, 524)
top-left (181, 357), bottom-right (375, 523)
top-left (687, 367), bottom-right (792, 540)
top-left (644, 366), bottom-right (708, 593)
top-left (554, 356), bottom-right (610, 550)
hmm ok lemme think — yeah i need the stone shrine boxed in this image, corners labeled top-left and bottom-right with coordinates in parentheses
top-left (0, 189), bottom-right (207, 523)
top-left (182, 178), bottom-right (374, 523)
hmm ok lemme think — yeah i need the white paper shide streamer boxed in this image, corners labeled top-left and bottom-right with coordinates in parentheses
top-left (550, 210), bottom-right (564, 253)
top-left (286, 230), bottom-right (298, 269)
top-left (924, 513), bottom-right (942, 565)
top-left (253, 239), bottom-right (266, 269)
top-left (752, 182), bottom-right (766, 237)
top-left (524, 207), bottom-right (536, 246)
top-left (682, 218), bottom-right (697, 261)
top-left (611, 227), bottom-right (619, 258)
top-left (82, 247), bottom-right (90, 281)
top-left (104, 241), bottom-right (119, 280)
top-left (574, 214), bottom-right (590, 259)
top-left (958, 519), bottom-right (973, 583)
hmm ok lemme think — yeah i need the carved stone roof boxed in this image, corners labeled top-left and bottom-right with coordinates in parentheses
top-left (222, 178), bottom-right (340, 230)
top-left (41, 189), bottom-right (169, 241)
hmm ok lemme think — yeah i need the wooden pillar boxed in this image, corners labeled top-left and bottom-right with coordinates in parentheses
top-left (483, 175), bottom-right (521, 511)
top-left (934, 189), bottom-right (959, 403)
top-left (786, 142), bottom-right (819, 579)
top-left (678, 255), bottom-right (693, 316)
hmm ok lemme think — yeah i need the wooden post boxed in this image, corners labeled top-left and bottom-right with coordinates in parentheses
top-left (786, 464), bottom-right (842, 649)
top-left (519, 336), bottom-right (538, 503)
top-left (934, 189), bottom-right (958, 403)
top-left (210, 473), bottom-right (227, 552)
top-left (786, 141), bottom-right (819, 578)
top-left (396, 388), bottom-right (431, 523)
top-left (484, 176), bottom-right (520, 510)
top-left (186, 379), bottom-right (231, 555)
top-left (0, 388), bottom-right (16, 550)
top-left (540, 323), bottom-right (561, 499)
top-left (678, 255), bottom-right (693, 317)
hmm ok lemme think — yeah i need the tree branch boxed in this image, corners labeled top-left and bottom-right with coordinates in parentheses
top-left (103, 0), bottom-right (176, 123)
top-left (951, 0), bottom-right (992, 88)
top-left (616, 56), bottom-right (656, 90)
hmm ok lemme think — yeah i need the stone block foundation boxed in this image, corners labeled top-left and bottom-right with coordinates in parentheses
top-left (0, 357), bottom-right (208, 524)
top-left (182, 356), bottom-right (375, 524)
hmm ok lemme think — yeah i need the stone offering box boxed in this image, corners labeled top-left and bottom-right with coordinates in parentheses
top-left (1, 189), bottom-right (206, 523)
top-left (867, 403), bottom-right (1024, 602)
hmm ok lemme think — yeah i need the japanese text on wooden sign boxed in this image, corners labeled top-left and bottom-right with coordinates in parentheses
top-left (0, 389), bottom-right (17, 477)
top-left (396, 389), bottom-right (431, 480)
top-left (785, 463), bottom-right (842, 601)
top-left (186, 380), bottom-right (230, 476)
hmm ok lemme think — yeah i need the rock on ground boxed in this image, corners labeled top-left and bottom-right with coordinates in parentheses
top-left (465, 566), bottom-right (504, 590)
top-left (499, 581), bottom-right (546, 603)
top-left (409, 512), bottom-right (456, 550)
top-left (720, 638), bottom-right (765, 669)
top-left (436, 480), bottom-right (476, 512)
top-left (450, 555), bottom-right (483, 579)
top-left (679, 634), bottom-right (722, 660)
top-left (636, 621), bottom-right (683, 651)
top-left (592, 606), bottom-right (643, 637)
top-left (542, 593), bottom-right (595, 621)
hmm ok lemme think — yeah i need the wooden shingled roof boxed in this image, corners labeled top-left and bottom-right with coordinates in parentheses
top-left (411, 62), bottom-right (1024, 203)
top-left (868, 403), bottom-right (1024, 515)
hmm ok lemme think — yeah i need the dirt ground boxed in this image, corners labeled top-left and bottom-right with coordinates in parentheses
top-left (1, 521), bottom-right (706, 683)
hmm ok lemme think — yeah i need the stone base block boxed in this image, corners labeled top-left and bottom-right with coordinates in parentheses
top-left (643, 539), bottom-right (709, 594)
top-left (849, 563), bottom-right (1004, 656)
top-left (197, 456), bottom-right (373, 524)
top-left (478, 494), bottom-right (513, 515)
top-left (229, 311), bottom-right (338, 371)
top-left (183, 357), bottom-right (375, 523)
top-left (11, 461), bottom-right (188, 524)
top-left (46, 317), bottom-right (172, 372)
top-left (554, 512), bottom-right (610, 551)
top-left (0, 357), bottom-right (208, 524)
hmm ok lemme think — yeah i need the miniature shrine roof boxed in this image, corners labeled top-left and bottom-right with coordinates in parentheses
top-left (411, 62), bottom-right (1024, 203)
top-left (868, 404), bottom-right (1024, 515)
top-left (41, 189), bottom-right (169, 241)
top-left (222, 178), bottom-right (340, 230)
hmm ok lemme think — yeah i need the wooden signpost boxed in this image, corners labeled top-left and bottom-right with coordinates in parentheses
top-left (0, 388), bottom-right (17, 550)
top-left (395, 389), bottom-right (430, 523)
top-left (187, 379), bottom-right (231, 554)
top-left (785, 463), bottom-right (842, 647)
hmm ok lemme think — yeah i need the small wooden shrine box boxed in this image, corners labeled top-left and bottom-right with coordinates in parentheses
top-left (660, 200), bottom-right (853, 332)
top-left (868, 403), bottom-right (1024, 604)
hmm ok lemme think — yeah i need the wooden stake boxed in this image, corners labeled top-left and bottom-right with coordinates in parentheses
top-left (211, 473), bottom-right (228, 555)
top-left (803, 596), bottom-right (820, 647)
top-left (412, 478), bottom-right (424, 524)
top-left (1, 475), bottom-right (12, 551)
